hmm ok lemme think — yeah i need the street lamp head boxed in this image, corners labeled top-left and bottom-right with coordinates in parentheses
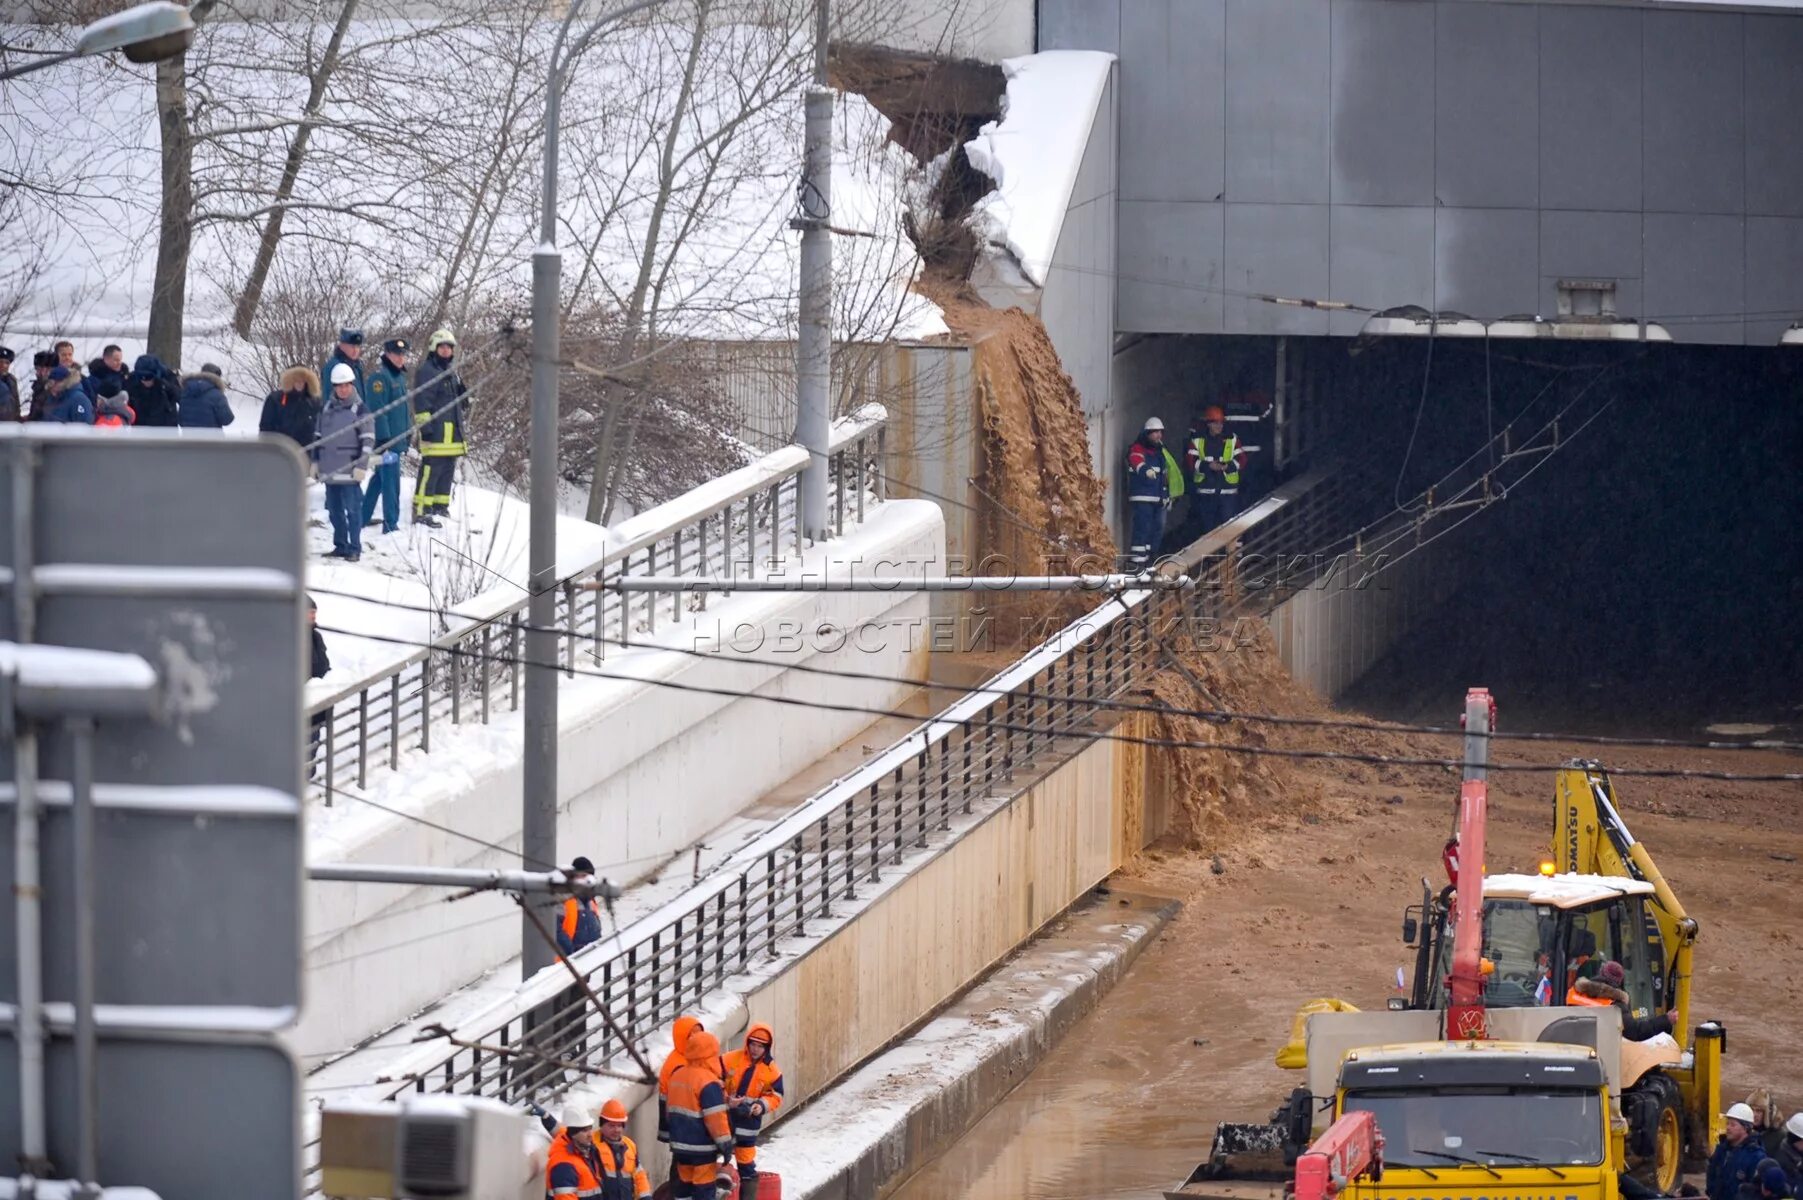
top-left (76, 2), bottom-right (195, 63)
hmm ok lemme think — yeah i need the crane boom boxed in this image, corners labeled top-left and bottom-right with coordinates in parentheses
top-left (1445, 688), bottom-right (1495, 1041)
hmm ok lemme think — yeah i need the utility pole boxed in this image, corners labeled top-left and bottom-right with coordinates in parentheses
top-left (793, 0), bottom-right (832, 540)
top-left (524, 4), bottom-right (574, 984)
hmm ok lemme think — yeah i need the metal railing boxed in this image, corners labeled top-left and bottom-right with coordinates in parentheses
top-left (306, 410), bottom-right (890, 803)
top-left (300, 466), bottom-right (1353, 1105)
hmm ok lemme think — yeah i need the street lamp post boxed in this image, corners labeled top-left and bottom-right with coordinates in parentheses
top-left (524, 0), bottom-right (668, 983)
top-left (0, 2), bottom-right (194, 82)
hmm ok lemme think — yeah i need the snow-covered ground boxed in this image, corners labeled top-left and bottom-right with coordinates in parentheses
top-left (304, 475), bottom-right (612, 694)
top-left (964, 50), bottom-right (1116, 286)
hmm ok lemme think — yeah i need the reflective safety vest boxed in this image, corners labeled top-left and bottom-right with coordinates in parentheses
top-left (666, 1061), bottom-right (733, 1166)
top-left (1566, 985), bottom-right (1612, 1007)
top-left (721, 1048), bottom-right (785, 1147)
top-left (546, 1131), bottom-right (604, 1199)
top-left (1190, 433), bottom-right (1241, 492)
top-left (1126, 442), bottom-right (1184, 502)
top-left (594, 1135), bottom-right (651, 1200)
top-left (558, 896), bottom-right (602, 956)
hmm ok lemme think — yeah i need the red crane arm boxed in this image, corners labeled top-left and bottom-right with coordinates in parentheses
top-left (1293, 1110), bottom-right (1385, 1200)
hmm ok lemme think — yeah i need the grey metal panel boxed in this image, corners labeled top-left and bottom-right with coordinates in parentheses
top-left (1538, 209), bottom-right (1644, 321)
top-left (1224, 204), bottom-right (1330, 335)
top-left (1436, 207), bottom-right (1540, 318)
top-left (1225, 0), bottom-right (1330, 204)
top-left (1436, 2), bottom-right (1538, 209)
top-left (1043, 73), bottom-right (1119, 417)
top-left (0, 1038), bottom-right (300, 1199)
top-left (1644, 212), bottom-right (1745, 344)
top-left (1118, 201), bottom-right (1226, 332)
top-left (1643, 10), bottom-right (1744, 215)
top-left (1539, 5), bottom-right (1642, 213)
top-left (1120, 0), bottom-right (1226, 202)
top-left (1331, 0), bottom-right (1436, 208)
top-left (1744, 217), bottom-right (1803, 345)
top-left (1038, 0), bottom-right (1120, 52)
top-left (1329, 205), bottom-right (1437, 334)
top-left (1745, 14), bottom-right (1803, 217)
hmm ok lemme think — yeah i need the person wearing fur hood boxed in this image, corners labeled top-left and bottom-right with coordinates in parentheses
top-left (259, 366), bottom-right (321, 448)
top-left (179, 363), bottom-right (235, 429)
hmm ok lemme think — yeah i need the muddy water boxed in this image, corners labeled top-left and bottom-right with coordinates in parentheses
top-left (889, 914), bottom-right (1250, 1200)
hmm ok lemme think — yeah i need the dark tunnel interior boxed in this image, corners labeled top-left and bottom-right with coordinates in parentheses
top-left (1313, 335), bottom-right (1803, 735)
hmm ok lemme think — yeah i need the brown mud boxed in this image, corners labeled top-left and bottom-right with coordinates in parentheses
top-left (894, 627), bottom-right (1803, 1200)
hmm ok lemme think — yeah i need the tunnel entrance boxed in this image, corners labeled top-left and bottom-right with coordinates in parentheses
top-left (1112, 331), bottom-right (1801, 734)
top-left (1330, 340), bottom-right (1803, 737)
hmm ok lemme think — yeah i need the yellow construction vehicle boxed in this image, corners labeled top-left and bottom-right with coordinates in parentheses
top-left (1390, 761), bottom-right (1722, 1190)
top-left (1169, 692), bottom-right (1727, 1200)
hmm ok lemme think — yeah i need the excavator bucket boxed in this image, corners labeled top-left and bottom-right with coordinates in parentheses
top-left (1166, 1090), bottom-right (1313, 1200)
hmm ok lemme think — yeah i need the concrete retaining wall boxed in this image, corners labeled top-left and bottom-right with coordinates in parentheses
top-left (299, 502), bottom-right (947, 1059)
top-left (1266, 533), bottom-right (1460, 698)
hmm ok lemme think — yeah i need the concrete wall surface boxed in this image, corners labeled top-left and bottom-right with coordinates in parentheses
top-left (1266, 532), bottom-right (1460, 698)
top-left (299, 501), bottom-right (947, 1059)
top-left (1044, 0), bottom-right (1803, 345)
top-left (573, 708), bottom-right (1172, 1184)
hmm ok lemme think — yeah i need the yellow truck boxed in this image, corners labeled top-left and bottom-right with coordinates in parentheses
top-left (1169, 694), bottom-right (1726, 1200)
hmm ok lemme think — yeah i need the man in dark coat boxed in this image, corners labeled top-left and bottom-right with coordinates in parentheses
top-left (87, 345), bottom-right (129, 399)
top-left (0, 347), bottom-right (19, 421)
top-left (178, 363), bottom-right (235, 428)
top-left (124, 355), bottom-right (181, 427)
top-left (26, 351), bottom-right (55, 420)
top-left (259, 366), bottom-right (321, 449)
top-left (308, 595), bottom-right (331, 781)
top-left (320, 328), bottom-right (366, 407)
top-left (40, 367), bottom-right (94, 424)
top-left (360, 338), bottom-right (411, 534)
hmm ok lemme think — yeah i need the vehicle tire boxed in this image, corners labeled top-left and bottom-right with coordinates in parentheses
top-left (1628, 1074), bottom-right (1684, 1194)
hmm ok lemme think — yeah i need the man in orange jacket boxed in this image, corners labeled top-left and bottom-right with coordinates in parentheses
top-left (721, 1022), bottom-right (785, 1196)
top-left (595, 1098), bottom-right (652, 1200)
top-left (666, 1029), bottom-right (734, 1200)
top-left (546, 1098), bottom-right (604, 1200)
top-left (658, 1015), bottom-right (703, 1146)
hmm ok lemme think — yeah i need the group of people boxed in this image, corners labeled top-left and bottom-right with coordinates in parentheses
top-left (1124, 405), bottom-right (1248, 569)
top-left (260, 327), bottom-right (470, 563)
top-left (546, 880), bottom-right (783, 1200)
top-left (0, 340), bottom-right (230, 428)
top-left (537, 1013), bottom-right (784, 1200)
top-left (1709, 1104), bottom-right (1803, 1200)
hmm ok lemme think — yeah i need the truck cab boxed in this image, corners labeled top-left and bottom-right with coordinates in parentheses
top-left (1334, 1041), bottom-right (1617, 1200)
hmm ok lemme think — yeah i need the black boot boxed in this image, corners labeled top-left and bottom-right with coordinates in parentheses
top-left (737, 1164), bottom-right (758, 1198)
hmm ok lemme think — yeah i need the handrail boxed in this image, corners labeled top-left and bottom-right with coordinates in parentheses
top-left (305, 407), bottom-right (889, 802)
top-left (300, 466), bottom-right (1355, 1094)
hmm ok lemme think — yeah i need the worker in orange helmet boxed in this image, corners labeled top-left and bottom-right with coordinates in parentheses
top-left (1186, 403), bottom-right (1245, 533)
top-left (666, 1028), bottom-right (734, 1200)
top-left (721, 1022), bottom-right (786, 1196)
top-left (658, 1015), bottom-right (703, 1147)
top-left (594, 1098), bottom-right (652, 1200)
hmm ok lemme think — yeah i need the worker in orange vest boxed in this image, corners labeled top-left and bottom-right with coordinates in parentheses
top-left (666, 1028), bottom-right (734, 1200)
top-left (557, 855), bottom-right (604, 956)
top-left (546, 1097), bottom-right (605, 1200)
top-left (721, 1022), bottom-right (786, 1195)
top-left (595, 1098), bottom-right (652, 1200)
top-left (658, 1015), bottom-right (704, 1146)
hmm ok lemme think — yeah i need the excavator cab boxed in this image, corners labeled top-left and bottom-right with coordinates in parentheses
top-left (1407, 885), bottom-right (1670, 1019)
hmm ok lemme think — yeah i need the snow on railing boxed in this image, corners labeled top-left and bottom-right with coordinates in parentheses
top-left (295, 468), bottom-right (1365, 1138)
top-left (306, 409), bottom-right (889, 803)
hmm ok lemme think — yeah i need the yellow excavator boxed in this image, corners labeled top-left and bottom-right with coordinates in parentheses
top-left (1168, 691), bottom-right (1726, 1200)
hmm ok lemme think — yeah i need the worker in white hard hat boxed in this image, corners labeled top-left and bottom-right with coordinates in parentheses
top-left (546, 1096), bottom-right (605, 1199)
top-left (1124, 416), bottom-right (1182, 570)
top-left (1710, 1103), bottom-right (1769, 1200)
top-left (1775, 1113), bottom-right (1803, 1189)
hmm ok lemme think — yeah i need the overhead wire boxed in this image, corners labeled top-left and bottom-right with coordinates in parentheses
top-left (311, 622), bottom-right (1803, 783)
top-left (305, 584), bottom-right (1803, 756)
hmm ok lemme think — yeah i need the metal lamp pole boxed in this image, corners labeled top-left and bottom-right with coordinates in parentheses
top-left (525, 0), bottom-right (668, 981)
